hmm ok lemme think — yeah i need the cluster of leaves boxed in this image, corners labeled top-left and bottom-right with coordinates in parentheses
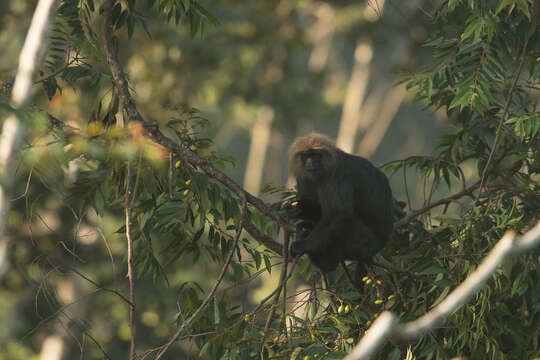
top-left (374, 0), bottom-right (540, 358)
top-left (6, 0), bottom-right (539, 359)
top-left (250, 1), bottom-right (539, 359)
top-left (40, 0), bottom-right (219, 100)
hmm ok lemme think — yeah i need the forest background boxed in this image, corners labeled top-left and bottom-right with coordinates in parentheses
top-left (0, 0), bottom-right (539, 359)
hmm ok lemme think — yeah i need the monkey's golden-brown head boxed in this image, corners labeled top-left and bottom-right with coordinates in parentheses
top-left (289, 133), bottom-right (339, 180)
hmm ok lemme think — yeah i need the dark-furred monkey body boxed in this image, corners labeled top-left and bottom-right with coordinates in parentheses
top-left (289, 133), bottom-right (393, 275)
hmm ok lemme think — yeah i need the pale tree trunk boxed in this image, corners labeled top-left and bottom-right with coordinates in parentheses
top-left (335, 0), bottom-right (388, 152)
top-left (335, 38), bottom-right (373, 153)
top-left (0, 0), bottom-right (57, 272)
top-left (40, 335), bottom-right (64, 360)
top-left (356, 84), bottom-right (406, 158)
top-left (308, 2), bottom-right (335, 72)
top-left (243, 106), bottom-right (274, 195)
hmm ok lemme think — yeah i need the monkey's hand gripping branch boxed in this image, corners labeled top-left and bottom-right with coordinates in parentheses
top-left (100, 0), bottom-right (294, 255)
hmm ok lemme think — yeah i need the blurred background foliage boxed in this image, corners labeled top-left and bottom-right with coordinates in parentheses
top-left (0, 0), bottom-right (539, 359)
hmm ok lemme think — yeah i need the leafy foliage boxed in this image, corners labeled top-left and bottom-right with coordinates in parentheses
top-left (1, 0), bottom-right (539, 359)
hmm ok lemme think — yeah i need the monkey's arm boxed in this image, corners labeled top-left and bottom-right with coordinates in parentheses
top-left (290, 179), bottom-right (354, 256)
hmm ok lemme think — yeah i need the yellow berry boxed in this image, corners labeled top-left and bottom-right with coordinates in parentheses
top-left (354, 304), bottom-right (360, 310)
top-left (87, 122), bottom-right (104, 136)
top-left (244, 314), bottom-right (250, 322)
top-left (373, 313), bottom-right (379, 318)
top-left (366, 320), bottom-right (372, 326)
top-left (304, 356), bottom-right (309, 360)
top-left (183, 189), bottom-right (189, 196)
top-left (374, 299), bottom-right (383, 305)
top-left (185, 179), bottom-right (192, 185)
top-left (365, 278), bottom-right (372, 285)
top-left (344, 305), bottom-right (350, 314)
top-left (362, 276), bottom-right (369, 282)
top-left (376, 280), bottom-right (382, 285)
top-left (388, 294), bottom-right (396, 300)
top-left (338, 305), bottom-right (344, 314)
top-left (175, 160), bottom-right (181, 168)
top-left (291, 201), bottom-right (299, 206)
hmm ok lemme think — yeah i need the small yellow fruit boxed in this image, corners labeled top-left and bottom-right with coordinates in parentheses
top-left (344, 305), bottom-right (350, 314)
top-left (185, 179), bottom-right (191, 185)
top-left (183, 189), bottom-right (189, 195)
top-left (87, 122), bottom-right (104, 136)
top-left (354, 304), bottom-right (360, 310)
top-left (304, 356), bottom-right (309, 360)
top-left (291, 201), bottom-right (299, 206)
top-left (338, 305), bottom-right (344, 314)
top-left (175, 160), bottom-right (182, 168)
top-left (376, 279), bottom-right (382, 285)
top-left (373, 313), bottom-right (379, 318)
top-left (366, 320), bottom-right (372, 326)
top-left (388, 294), bottom-right (396, 300)
top-left (311, 334), bottom-right (316, 342)
top-left (244, 314), bottom-right (250, 322)
top-left (362, 276), bottom-right (369, 282)
top-left (374, 299), bottom-right (383, 305)
top-left (365, 278), bottom-right (372, 285)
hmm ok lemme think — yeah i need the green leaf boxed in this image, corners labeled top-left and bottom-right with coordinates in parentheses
top-left (94, 190), bottom-right (104, 217)
top-left (448, 88), bottom-right (472, 110)
top-left (42, 76), bottom-right (58, 100)
top-left (433, 278), bottom-right (454, 287)
top-left (461, 18), bottom-right (481, 40)
top-left (418, 265), bottom-right (447, 275)
top-left (213, 297), bottom-right (221, 325)
top-left (198, 342), bottom-right (209, 357)
top-left (263, 254), bottom-right (271, 274)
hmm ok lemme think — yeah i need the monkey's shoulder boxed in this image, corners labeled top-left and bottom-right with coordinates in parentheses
top-left (337, 152), bottom-right (386, 177)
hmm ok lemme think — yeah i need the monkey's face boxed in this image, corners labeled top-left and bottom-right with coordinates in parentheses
top-left (301, 150), bottom-right (326, 179)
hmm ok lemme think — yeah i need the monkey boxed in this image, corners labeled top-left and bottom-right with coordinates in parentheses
top-left (288, 133), bottom-right (394, 280)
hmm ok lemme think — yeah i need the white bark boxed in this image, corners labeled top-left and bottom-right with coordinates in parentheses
top-left (356, 84), bottom-right (406, 158)
top-left (345, 221), bottom-right (540, 360)
top-left (335, 39), bottom-right (373, 153)
top-left (243, 106), bottom-right (274, 195)
top-left (0, 0), bottom-right (57, 263)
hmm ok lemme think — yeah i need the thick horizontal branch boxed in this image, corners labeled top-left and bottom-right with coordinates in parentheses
top-left (100, 0), bottom-right (291, 255)
top-left (344, 220), bottom-right (540, 360)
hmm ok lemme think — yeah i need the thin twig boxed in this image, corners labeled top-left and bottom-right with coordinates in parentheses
top-left (260, 231), bottom-right (291, 353)
top-left (475, 38), bottom-right (529, 203)
top-left (394, 181), bottom-right (480, 228)
top-left (152, 197), bottom-right (248, 360)
top-left (125, 160), bottom-right (136, 360)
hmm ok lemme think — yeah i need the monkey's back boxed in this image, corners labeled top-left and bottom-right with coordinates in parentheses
top-left (337, 152), bottom-right (394, 240)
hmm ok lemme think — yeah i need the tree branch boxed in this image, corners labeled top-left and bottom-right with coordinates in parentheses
top-left (394, 181), bottom-right (480, 228)
top-left (344, 220), bottom-right (540, 360)
top-left (100, 0), bottom-right (291, 256)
